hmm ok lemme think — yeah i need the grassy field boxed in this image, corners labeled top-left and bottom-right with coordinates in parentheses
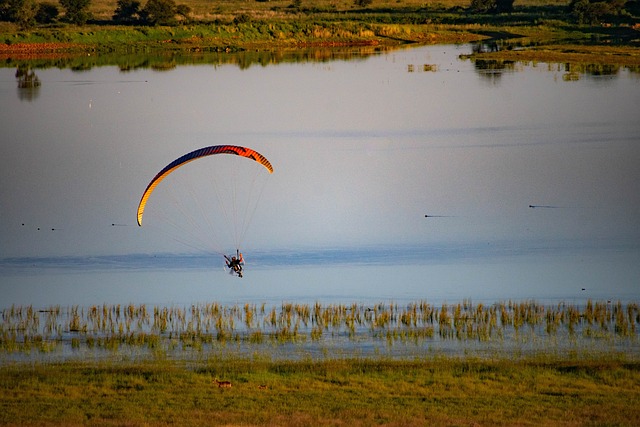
top-left (1, 355), bottom-right (639, 426)
top-left (1, 0), bottom-right (638, 62)
top-left (72, 0), bottom-right (573, 23)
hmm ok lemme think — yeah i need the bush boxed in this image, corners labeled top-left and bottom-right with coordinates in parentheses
top-left (112, 0), bottom-right (140, 23)
top-left (140, 0), bottom-right (176, 25)
top-left (59, 0), bottom-right (92, 25)
top-left (469, 0), bottom-right (495, 13)
top-left (14, 0), bottom-right (37, 27)
top-left (36, 1), bottom-right (59, 23)
top-left (469, 0), bottom-right (514, 13)
top-left (354, 0), bottom-right (373, 7)
top-left (0, 0), bottom-right (38, 26)
top-left (568, 0), bottom-right (618, 23)
top-left (175, 3), bottom-right (190, 21)
top-left (626, 0), bottom-right (640, 16)
top-left (495, 0), bottom-right (514, 13)
top-left (0, 0), bottom-right (10, 21)
top-left (233, 13), bottom-right (251, 24)
top-left (569, 0), bottom-right (631, 24)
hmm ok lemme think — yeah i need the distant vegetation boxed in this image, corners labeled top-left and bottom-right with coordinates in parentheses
top-left (1, 0), bottom-right (639, 66)
top-left (1, 0), bottom-right (638, 31)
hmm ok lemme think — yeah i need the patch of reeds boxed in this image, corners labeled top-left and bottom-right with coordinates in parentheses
top-left (1, 299), bottom-right (638, 357)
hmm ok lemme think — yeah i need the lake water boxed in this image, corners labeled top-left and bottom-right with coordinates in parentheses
top-left (1, 43), bottom-right (639, 312)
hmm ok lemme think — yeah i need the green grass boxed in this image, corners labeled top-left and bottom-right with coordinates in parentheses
top-left (1, 355), bottom-right (639, 425)
top-left (78, 0), bottom-right (573, 22)
top-left (1, 0), bottom-right (637, 54)
top-left (0, 21), bottom-right (490, 50)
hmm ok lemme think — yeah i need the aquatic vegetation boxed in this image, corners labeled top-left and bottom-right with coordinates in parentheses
top-left (1, 299), bottom-right (638, 359)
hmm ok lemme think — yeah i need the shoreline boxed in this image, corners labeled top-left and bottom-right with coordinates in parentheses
top-left (0, 26), bottom-right (486, 55)
top-left (0, 0), bottom-right (638, 67)
top-left (2, 39), bottom-right (639, 69)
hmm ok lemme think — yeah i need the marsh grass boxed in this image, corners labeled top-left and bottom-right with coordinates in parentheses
top-left (2, 300), bottom-right (638, 359)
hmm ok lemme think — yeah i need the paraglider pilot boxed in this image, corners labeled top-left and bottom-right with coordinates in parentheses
top-left (224, 250), bottom-right (244, 277)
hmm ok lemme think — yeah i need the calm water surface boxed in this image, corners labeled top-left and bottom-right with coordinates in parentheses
top-left (1, 44), bottom-right (639, 310)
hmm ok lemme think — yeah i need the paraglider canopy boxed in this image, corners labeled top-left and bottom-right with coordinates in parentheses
top-left (137, 145), bottom-right (273, 227)
top-left (136, 144), bottom-right (273, 262)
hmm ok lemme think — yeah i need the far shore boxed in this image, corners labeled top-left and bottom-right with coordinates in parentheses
top-left (1, 0), bottom-right (639, 66)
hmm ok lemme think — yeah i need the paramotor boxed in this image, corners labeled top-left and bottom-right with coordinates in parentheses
top-left (136, 144), bottom-right (273, 273)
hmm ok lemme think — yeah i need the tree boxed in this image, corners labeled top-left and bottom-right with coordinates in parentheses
top-left (0, 0), bottom-right (10, 21)
top-left (232, 12), bottom-right (251, 24)
top-left (469, 0), bottom-right (495, 13)
top-left (59, 0), bottom-right (91, 24)
top-left (626, 0), bottom-right (640, 16)
top-left (568, 0), bottom-right (623, 24)
top-left (140, 0), bottom-right (176, 25)
top-left (1, 0), bottom-right (38, 26)
top-left (495, 0), bottom-right (514, 13)
top-left (175, 3), bottom-right (190, 21)
top-left (36, 2), bottom-right (59, 23)
top-left (113, 0), bottom-right (140, 23)
top-left (354, 0), bottom-right (373, 7)
top-left (14, 0), bottom-right (37, 27)
top-left (469, 0), bottom-right (514, 13)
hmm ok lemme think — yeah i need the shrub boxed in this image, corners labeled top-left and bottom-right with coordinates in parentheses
top-left (569, 0), bottom-right (606, 23)
top-left (626, 0), bottom-right (640, 16)
top-left (59, 0), bottom-right (92, 25)
top-left (568, 0), bottom-right (627, 23)
top-left (113, 0), bottom-right (141, 23)
top-left (354, 0), bottom-right (373, 7)
top-left (469, 0), bottom-right (495, 13)
top-left (1, 0), bottom-right (38, 26)
top-left (0, 0), bottom-right (10, 21)
top-left (16, 0), bottom-right (38, 27)
top-left (233, 13), bottom-right (251, 24)
top-left (469, 0), bottom-right (514, 13)
top-left (35, 1), bottom-right (58, 23)
top-left (175, 3), bottom-right (190, 21)
top-left (495, 0), bottom-right (514, 13)
top-left (140, 0), bottom-right (176, 25)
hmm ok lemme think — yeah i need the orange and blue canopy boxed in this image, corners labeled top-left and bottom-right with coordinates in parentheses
top-left (137, 145), bottom-right (273, 226)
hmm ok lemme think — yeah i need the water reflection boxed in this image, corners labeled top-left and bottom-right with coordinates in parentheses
top-left (472, 40), bottom-right (501, 54)
top-left (463, 39), bottom-right (640, 81)
top-left (406, 63), bottom-right (438, 72)
top-left (15, 66), bottom-right (41, 101)
top-left (4, 41), bottom-right (637, 79)
top-left (471, 58), bottom-right (518, 80)
top-left (467, 56), bottom-right (639, 81)
top-left (1, 45), bottom-right (393, 74)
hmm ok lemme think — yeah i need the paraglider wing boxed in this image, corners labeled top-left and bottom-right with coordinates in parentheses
top-left (137, 145), bottom-right (273, 226)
